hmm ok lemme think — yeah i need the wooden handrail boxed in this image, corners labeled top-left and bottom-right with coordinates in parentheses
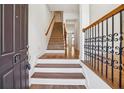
top-left (83, 4), bottom-right (124, 32)
top-left (45, 15), bottom-right (55, 36)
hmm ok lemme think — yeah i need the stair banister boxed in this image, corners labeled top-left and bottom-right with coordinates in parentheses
top-left (45, 15), bottom-right (55, 36)
top-left (82, 4), bottom-right (124, 89)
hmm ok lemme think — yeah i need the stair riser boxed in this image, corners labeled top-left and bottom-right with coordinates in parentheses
top-left (31, 78), bottom-right (86, 85)
top-left (37, 59), bottom-right (80, 64)
top-left (34, 68), bottom-right (82, 73)
top-left (45, 50), bottom-right (65, 53)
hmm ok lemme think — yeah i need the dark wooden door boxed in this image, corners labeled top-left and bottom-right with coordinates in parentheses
top-left (0, 4), bottom-right (29, 89)
top-left (0, 4), bottom-right (2, 88)
top-left (0, 4), bottom-right (15, 89)
top-left (20, 4), bottom-right (29, 89)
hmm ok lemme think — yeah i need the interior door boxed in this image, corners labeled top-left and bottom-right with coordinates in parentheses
top-left (13, 4), bottom-right (21, 89)
top-left (0, 4), bottom-right (29, 89)
top-left (0, 4), bottom-right (15, 89)
top-left (20, 4), bottom-right (29, 89)
top-left (0, 4), bottom-right (2, 88)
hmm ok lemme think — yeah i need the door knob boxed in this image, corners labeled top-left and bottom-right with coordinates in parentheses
top-left (13, 53), bottom-right (20, 64)
top-left (26, 63), bottom-right (31, 70)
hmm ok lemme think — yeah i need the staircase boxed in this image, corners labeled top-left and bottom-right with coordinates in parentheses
top-left (30, 59), bottom-right (86, 89)
top-left (30, 14), bottom-right (86, 89)
top-left (47, 22), bottom-right (64, 50)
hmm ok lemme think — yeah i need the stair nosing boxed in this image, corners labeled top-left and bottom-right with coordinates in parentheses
top-left (31, 72), bottom-right (85, 79)
top-left (30, 84), bottom-right (86, 89)
top-left (35, 64), bottom-right (82, 68)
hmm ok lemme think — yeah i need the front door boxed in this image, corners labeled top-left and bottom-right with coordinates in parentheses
top-left (0, 4), bottom-right (29, 89)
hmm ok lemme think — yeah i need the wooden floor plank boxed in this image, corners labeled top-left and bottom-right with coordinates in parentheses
top-left (35, 64), bottom-right (82, 68)
top-left (31, 72), bottom-right (85, 79)
top-left (30, 84), bottom-right (86, 89)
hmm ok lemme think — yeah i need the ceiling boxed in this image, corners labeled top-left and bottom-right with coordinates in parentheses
top-left (47, 4), bottom-right (79, 13)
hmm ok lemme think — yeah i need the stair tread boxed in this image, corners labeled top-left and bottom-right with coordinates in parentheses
top-left (48, 45), bottom-right (64, 46)
top-left (31, 72), bottom-right (85, 79)
top-left (47, 47), bottom-right (64, 50)
top-left (48, 42), bottom-right (64, 44)
top-left (30, 84), bottom-right (86, 89)
top-left (35, 64), bottom-right (82, 68)
top-left (47, 22), bottom-right (64, 50)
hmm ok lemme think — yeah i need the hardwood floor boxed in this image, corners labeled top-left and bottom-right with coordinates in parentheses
top-left (30, 84), bottom-right (86, 89)
top-left (39, 47), bottom-right (79, 59)
top-left (31, 72), bottom-right (85, 79)
top-left (35, 64), bottom-right (82, 68)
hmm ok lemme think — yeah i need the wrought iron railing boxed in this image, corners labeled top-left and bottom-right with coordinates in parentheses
top-left (83, 5), bottom-right (124, 89)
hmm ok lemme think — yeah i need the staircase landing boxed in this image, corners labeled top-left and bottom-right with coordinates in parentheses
top-left (39, 47), bottom-right (79, 59)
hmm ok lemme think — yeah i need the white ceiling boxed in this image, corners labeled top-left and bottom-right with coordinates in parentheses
top-left (47, 4), bottom-right (79, 13)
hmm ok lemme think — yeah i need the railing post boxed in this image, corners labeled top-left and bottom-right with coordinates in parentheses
top-left (90, 28), bottom-right (91, 64)
top-left (111, 16), bottom-right (114, 82)
top-left (101, 22), bottom-right (104, 75)
top-left (119, 11), bottom-right (123, 88)
top-left (106, 19), bottom-right (108, 78)
top-left (88, 29), bottom-right (90, 63)
top-left (86, 30), bottom-right (87, 62)
top-left (92, 27), bottom-right (93, 67)
top-left (95, 25), bottom-right (96, 70)
top-left (98, 23), bottom-right (100, 72)
top-left (84, 31), bottom-right (86, 61)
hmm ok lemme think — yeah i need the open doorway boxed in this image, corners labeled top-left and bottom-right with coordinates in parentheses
top-left (65, 20), bottom-right (79, 58)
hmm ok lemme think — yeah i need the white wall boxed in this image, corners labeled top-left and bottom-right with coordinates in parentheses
top-left (80, 4), bottom-right (120, 61)
top-left (90, 4), bottom-right (120, 23)
top-left (79, 4), bottom-right (90, 60)
top-left (28, 4), bottom-right (53, 85)
top-left (64, 12), bottom-right (80, 50)
top-left (63, 12), bottom-right (79, 22)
